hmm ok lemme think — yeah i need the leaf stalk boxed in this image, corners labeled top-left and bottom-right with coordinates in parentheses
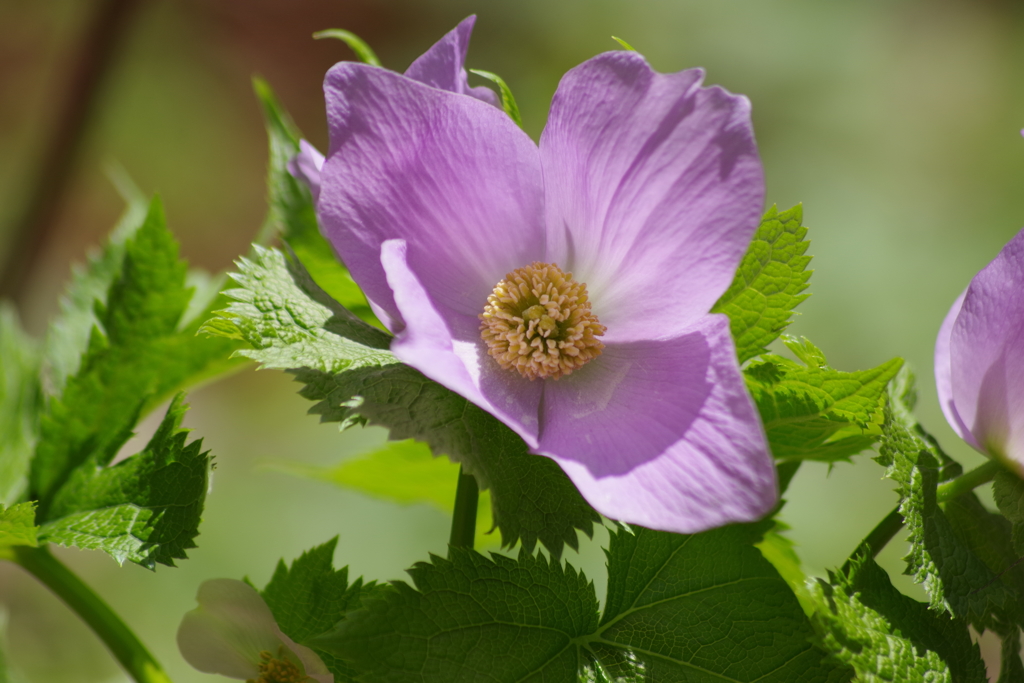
top-left (449, 466), bottom-right (479, 551)
top-left (9, 545), bottom-right (173, 683)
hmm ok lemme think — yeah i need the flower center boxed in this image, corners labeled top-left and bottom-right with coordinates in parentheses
top-left (479, 262), bottom-right (605, 380)
top-left (248, 649), bottom-right (308, 683)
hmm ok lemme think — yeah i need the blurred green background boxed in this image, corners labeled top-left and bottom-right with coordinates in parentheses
top-left (2, 0), bottom-right (1024, 680)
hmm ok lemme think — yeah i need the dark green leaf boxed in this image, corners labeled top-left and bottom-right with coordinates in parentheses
top-left (999, 626), bottom-right (1024, 683)
top-left (317, 547), bottom-right (600, 682)
top-left (746, 337), bottom-right (902, 462)
top-left (259, 539), bottom-right (386, 683)
top-left (712, 204), bottom-right (812, 363)
top-left (877, 374), bottom-right (1022, 631)
top-left (37, 394), bottom-right (209, 568)
top-left (994, 471), bottom-right (1024, 558)
top-left (316, 523), bottom-right (847, 682)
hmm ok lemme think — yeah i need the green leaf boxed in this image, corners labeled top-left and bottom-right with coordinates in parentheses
top-left (756, 519), bottom-right (814, 616)
top-left (746, 337), bottom-right (902, 462)
top-left (316, 523), bottom-right (847, 682)
top-left (877, 373), bottom-right (1022, 630)
top-left (468, 69), bottom-right (522, 126)
top-left (712, 204), bottom-right (812, 363)
top-left (0, 305), bottom-right (41, 506)
top-left (30, 198), bottom-right (239, 512)
top-left (313, 29), bottom-right (381, 67)
top-left (269, 439), bottom-right (498, 547)
top-left (0, 502), bottom-right (39, 553)
top-left (260, 538), bottom-right (385, 682)
top-left (592, 522), bottom-right (846, 681)
top-left (809, 559), bottom-right (965, 682)
top-left (207, 245), bottom-right (600, 558)
top-left (993, 471), bottom-right (1024, 557)
top-left (999, 626), bottom-right (1024, 683)
top-left (317, 547), bottom-right (600, 681)
top-left (42, 183), bottom-right (148, 395)
top-left (252, 78), bottom-right (381, 328)
top-left (36, 394), bottom-right (209, 568)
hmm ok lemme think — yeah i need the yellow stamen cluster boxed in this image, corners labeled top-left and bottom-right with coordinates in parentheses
top-left (247, 650), bottom-right (307, 683)
top-left (480, 262), bottom-right (605, 380)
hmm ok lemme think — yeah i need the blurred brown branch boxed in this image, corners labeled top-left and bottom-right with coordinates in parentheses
top-left (0, 0), bottom-right (144, 308)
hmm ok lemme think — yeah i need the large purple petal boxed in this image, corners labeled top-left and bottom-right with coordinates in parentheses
top-left (319, 62), bottom-right (545, 331)
top-left (934, 289), bottom-right (978, 450)
top-left (948, 227), bottom-right (1024, 469)
top-left (405, 15), bottom-right (499, 106)
top-left (536, 313), bottom-right (776, 533)
top-left (540, 52), bottom-right (764, 342)
top-left (382, 239), bottom-right (543, 445)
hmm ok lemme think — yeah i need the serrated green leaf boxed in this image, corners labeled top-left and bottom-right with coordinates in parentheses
top-left (877, 374), bottom-right (1022, 631)
top-left (252, 79), bottom-right (381, 328)
top-left (312, 29), bottom-right (381, 67)
top-left (999, 626), bottom-right (1024, 683)
top-left (42, 185), bottom-right (148, 395)
top-left (469, 69), bottom-right (522, 126)
top-left (36, 393), bottom-right (209, 569)
top-left (756, 519), bottom-right (814, 616)
top-left (809, 562), bottom-right (957, 682)
top-left (317, 547), bottom-right (600, 681)
top-left (746, 337), bottom-right (902, 462)
top-left (0, 305), bottom-right (41, 506)
top-left (593, 522), bottom-right (846, 681)
top-left (31, 198), bottom-right (239, 511)
top-left (208, 245), bottom-right (600, 558)
top-left (269, 439), bottom-right (498, 548)
top-left (0, 502), bottom-right (39, 553)
top-left (994, 471), bottom-right (1024, 557)
top-left (316, 523), bottom-right (847, 682)
top-left (712, 204), bottom-right (812, 363)
top-left (259, 538), bottom-right (385, 682)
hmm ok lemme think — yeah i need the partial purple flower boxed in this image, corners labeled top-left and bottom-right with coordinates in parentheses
top-left (286, 16), bottom-right (495, 207)
top-left (177, 579), bottom-right (332, 683)
top-left (936, 227), bottom-right (1024, 474)
top-left (305, 22), bottom-right (778, 534)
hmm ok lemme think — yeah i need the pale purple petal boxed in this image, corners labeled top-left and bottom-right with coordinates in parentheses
top-left (319, 62), bottom-right (544, 332)
top-left (274, 627), bottom-right (333, 683)
top-left (177, 579), bottom-right (283, 679)
top-left (405, 15), bottom-right (499, 106)
top-left (948, 227), bottom-right (1024, 468)
top-left (537, 314), bottom-right (776, 533)
top-left (382, 239), bottom-right (542, 445)
top-left (934, 289), bottom-right (978, 449)
top-left (540, 52), bottom-right (764, 342)
top-left (287, 139), bottom-right (325, 204)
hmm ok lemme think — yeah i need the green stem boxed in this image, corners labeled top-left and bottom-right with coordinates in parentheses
top-left (10, 545), bottom-right (173, 683)
top-left (841, 459), bottom-right (1006, 574)
top-left (936, 459), bottom-right (1003, 503)
top-left (841, 507), bottom-right (904, 575)
top-left (449, 466), bottom-right (479, 551)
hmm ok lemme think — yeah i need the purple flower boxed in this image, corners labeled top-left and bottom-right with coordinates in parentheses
top-left (302, 20), bottom-right (778, 533)
top-left (177, 579), bottom-right (332, 683)
top-left (936, 227), bottom-right (1024, 473)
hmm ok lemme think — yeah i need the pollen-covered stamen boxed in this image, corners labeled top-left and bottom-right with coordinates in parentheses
top-left (480, 262), bottom-right (605, 380)
top-left (248, 649), bottom-right (307, 683)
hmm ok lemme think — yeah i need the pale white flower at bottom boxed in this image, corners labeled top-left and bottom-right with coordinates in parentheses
top-left (177, 578), bottom-right (332, 683)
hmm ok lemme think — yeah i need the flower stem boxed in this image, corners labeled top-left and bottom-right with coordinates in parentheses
top-left (9, 545), bottom-right (173, 683)
top-left (449, 465), bottom-right (478, 551)
top-left (841, 459), bottom-right (1005, 574)
top-left (935, 459), bottom-right (1003, 503)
